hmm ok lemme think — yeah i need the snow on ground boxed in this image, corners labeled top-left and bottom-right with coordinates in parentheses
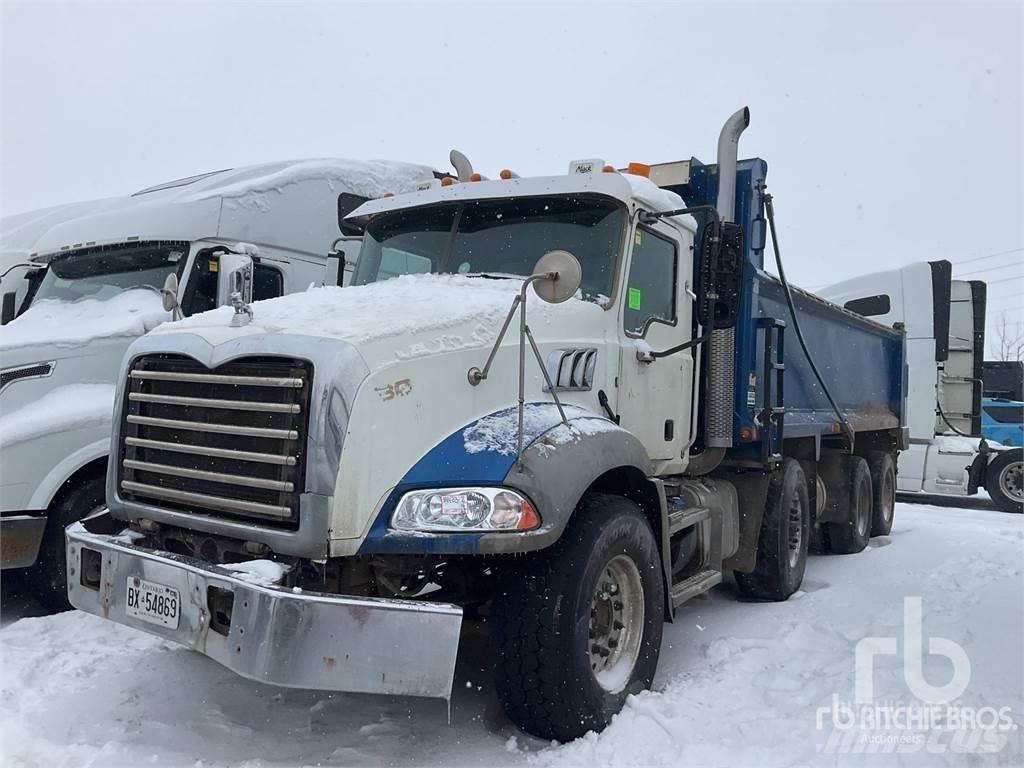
top-left (1, 501), bottom-right (1021, 768)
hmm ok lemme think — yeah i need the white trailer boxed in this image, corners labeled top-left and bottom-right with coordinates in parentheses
top-left (0, 159), bottom-right (436, 606)
top-left (820, 261), bottom-right (1022, 512)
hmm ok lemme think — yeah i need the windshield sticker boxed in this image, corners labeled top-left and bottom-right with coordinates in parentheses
top-left (628, 287), bottom-right (642, 310)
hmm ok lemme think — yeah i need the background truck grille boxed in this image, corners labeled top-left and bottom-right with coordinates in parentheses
top-left (119, 355), bottom-right (312, 529)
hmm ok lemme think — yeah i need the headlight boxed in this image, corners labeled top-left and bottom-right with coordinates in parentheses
top-left (391, 487), bottom-right (540, 532)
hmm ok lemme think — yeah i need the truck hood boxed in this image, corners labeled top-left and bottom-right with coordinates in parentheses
top-left (0, 289), bottom-right (170, 357)
top-left (150, 274), bottom-right (607, 372)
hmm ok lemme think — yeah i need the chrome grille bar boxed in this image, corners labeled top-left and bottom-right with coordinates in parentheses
top-left (122, 458), bottom-right (295, 492)
top-left (120, 355), bottom-right (310, 527)
top-left (129, 370), bottom-right (304, 388)
top-left (126, 414), bottom-right (299, 440)
top-left (120, 480), bottom-right (292, 519)
top-left (128, 392), bottom-right (301, 414)
top-left (125, 436), bottom-right (297, 466)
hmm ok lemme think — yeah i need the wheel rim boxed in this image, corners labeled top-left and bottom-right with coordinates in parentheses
top-left (856, 482), bottom-right (871, 537)
top-left (998, 461), bottom-right (1023, 503)
top-left (588, 554), bottom-right (645, 694)
top-left (881, 469), bottom-right (895, 525)
top-left (786, 493), bottom-right (804, 569)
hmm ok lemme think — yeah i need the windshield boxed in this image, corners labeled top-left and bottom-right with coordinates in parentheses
top-left (30, 241), bottom-right (189, 303)
top-left (353, 195), bottom-right (626, 301)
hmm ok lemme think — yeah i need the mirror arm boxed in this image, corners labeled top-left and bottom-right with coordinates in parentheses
top-left (640, 329), bottom-right (713, 362)
top-left (640, 205), bottom-right (721, 227)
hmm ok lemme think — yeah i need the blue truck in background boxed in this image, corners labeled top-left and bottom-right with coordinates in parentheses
top-left (67, 108), bottom-right (908, 741)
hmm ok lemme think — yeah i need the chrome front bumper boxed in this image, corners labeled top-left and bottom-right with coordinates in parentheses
top-left (66, 513), bottom-right (463, 699)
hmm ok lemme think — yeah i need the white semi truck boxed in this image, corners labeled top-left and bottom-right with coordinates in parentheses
top-left (0, 159), bottom-right (436, 606)
top-left (67, 110), bottom-right (908, 740)
top-left (821, 262), bottom-right (1022, 513)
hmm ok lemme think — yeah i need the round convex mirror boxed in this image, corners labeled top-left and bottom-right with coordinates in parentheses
top-left (532, 250), bottom-right (582, 304)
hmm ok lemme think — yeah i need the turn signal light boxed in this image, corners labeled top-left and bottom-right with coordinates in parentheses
top-left (626, 162), bottom-right (651, 178)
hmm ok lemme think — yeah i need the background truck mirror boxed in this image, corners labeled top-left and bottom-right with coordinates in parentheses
top-left (216, 253), bottom-right (254, 308)
top-left (1, 291), bottom-right (15, 325)
top-left (697, 221), bottom-right (743, 329)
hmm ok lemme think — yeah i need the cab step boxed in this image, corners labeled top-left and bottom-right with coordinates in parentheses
top-left (670, 569), bottom-right (722, 608)
top-left (667, 505), bottom-right (710, 535)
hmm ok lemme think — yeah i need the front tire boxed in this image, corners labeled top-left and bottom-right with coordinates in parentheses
top-left (734, 458), bottom-right (809, 601)
top-left (987, 449), bottom-right (1023, 514)
top-left (492, 493), bottom-right (664, 742)
top-left (26, 475), bottom-right (105, 611)
top-left (826, 456), bottom-right (872, 554)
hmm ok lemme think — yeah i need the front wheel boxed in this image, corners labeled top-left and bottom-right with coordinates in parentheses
top-left (987, 449), bottom-right (1023, 514)
top-left (26, 475), bottom-right (106, 611)
top-left (492, 493), bottom-right (664, 742)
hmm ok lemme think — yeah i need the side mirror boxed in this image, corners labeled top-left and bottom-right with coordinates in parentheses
top-left (216, 252), bottom-right (254, 308)
top-left (697, 221), bottom-right (743, 329)
top-left (1, 292), bottom-right (16, 326)
top-left (325, 236), bottom-right (362, 287)
top-left (161, 273), bottom-right (183, 320)
top-left (531, 250), bottom-right (582, 304)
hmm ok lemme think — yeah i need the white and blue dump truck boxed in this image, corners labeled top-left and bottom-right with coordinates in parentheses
top-left (67, 109), bottom-right (907, 740)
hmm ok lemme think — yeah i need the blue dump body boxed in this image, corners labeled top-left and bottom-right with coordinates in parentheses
top-left (666, 158), bottom-right (907, 462)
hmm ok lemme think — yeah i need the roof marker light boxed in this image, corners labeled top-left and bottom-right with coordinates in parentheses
top-left (602, 165), bottom-right (617, 173)
top-left (440, 177), bottom-right (454, 186)
top-left (499, 169), bottom-right (518, 180)
top-left (382, 192), bottom-right (394, 198)
top-left (469, 172), bottom-right (483, 182)
top-left (626, 162), bottom-right (651, 178)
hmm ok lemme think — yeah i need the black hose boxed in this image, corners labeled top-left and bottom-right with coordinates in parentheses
top-left (935, 397), bottom-right (974, 438)
top-left (764, 193), bottom-right (856, 446)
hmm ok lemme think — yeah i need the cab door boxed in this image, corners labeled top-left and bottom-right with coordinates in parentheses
top-left (615, 219), bottom-right (693, 462)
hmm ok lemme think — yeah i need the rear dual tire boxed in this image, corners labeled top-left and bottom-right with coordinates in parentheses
top-left (825, 456), bottom-right (872, 554)
top-left (734, 458), bottom-right (809, 601)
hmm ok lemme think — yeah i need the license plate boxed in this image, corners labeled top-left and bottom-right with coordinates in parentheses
top-left (125, 577), bottom-right (180, 629)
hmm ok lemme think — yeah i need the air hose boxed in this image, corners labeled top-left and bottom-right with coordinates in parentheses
top-left (764, 193), bottom-right (856, 446)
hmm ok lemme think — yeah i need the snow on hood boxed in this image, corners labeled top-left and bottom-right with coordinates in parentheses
top-left (157, 274), bottom-right (603, 360)
top-left (0, 383), bottom-right (115, 447)
top-left (0, 289), bottom-right (170, 352)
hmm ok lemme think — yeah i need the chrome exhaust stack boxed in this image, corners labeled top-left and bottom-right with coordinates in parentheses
top-left (687, 106), bottom-right (749, 474)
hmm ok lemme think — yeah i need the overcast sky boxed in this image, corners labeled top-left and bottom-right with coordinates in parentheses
top-left (1, 1), bottom-right (1021, 352)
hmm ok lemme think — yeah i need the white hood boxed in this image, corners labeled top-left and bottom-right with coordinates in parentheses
top-left (0, 289), bottom-right (170, 354)
top-left (153, 274), bottom-right (607, 371)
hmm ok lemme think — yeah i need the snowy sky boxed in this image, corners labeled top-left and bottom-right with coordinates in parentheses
top-left (1, 1), bottom-right (1021, 351)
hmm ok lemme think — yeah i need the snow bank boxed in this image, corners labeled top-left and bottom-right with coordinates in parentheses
top-left (0, 383), bottom-right (115, 447)
top-left (221, 560), bottom-right (291, 587)
top-left (160, 274), bottom-right (601, 358)
top-left (0, 289), bottom-right (169, 351)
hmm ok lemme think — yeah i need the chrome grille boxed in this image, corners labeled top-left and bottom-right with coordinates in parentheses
top-left (119, 355), bottom-right (312, 528)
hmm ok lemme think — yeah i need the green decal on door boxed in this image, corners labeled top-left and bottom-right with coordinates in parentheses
top-left (628, 287), bottom-right (642, 310)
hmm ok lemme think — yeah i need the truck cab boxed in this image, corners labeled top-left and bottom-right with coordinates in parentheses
top-left (0, 159), bottom-right (436, 605)
top-left (820, 261), bottom-right (1022, 512)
